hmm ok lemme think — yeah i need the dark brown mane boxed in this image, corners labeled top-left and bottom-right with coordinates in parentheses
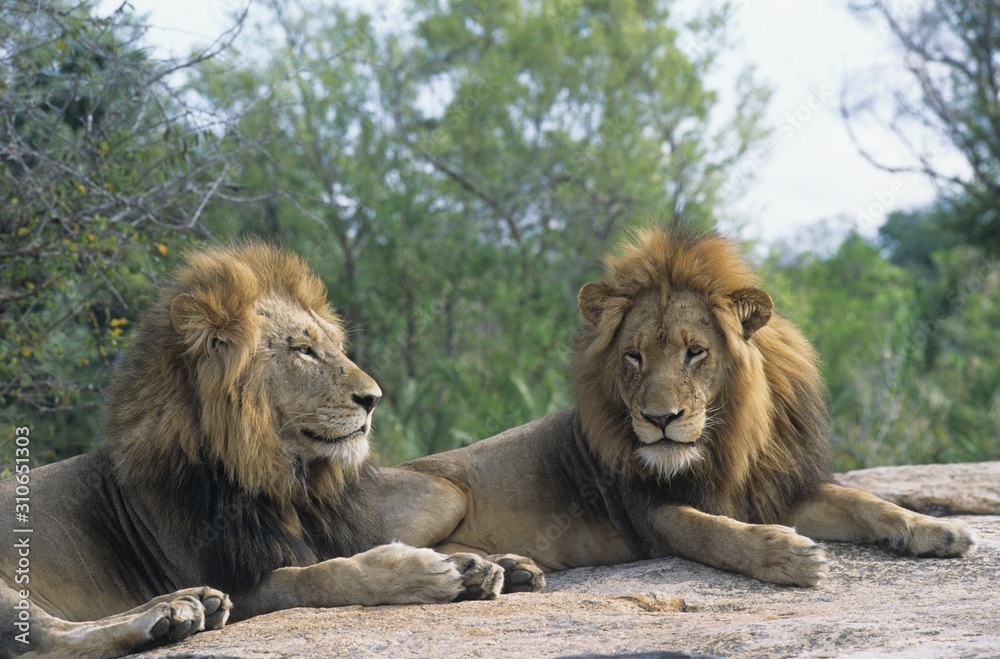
top-left (572, 224), bottom-right (831, 522)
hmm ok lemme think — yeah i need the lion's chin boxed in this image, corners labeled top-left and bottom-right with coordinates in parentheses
top-left (635, 442), bottom-right (704, 482)
top-left (294, 427), bottom-right (371, 467)
top-left (302, 427), bottom-right (366, 444)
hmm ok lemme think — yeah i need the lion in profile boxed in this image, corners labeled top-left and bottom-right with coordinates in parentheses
top-left (0, 242), bottom-right (506, 658)
top-left (384, 224), bottom-right (977, 586)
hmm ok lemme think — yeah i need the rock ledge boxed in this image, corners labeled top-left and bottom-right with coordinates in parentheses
top-left (138, 463), bottom-right (1000, 658)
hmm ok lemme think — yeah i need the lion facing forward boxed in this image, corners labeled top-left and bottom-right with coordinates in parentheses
top-left (384, 224), bottom-right (977, 586)
top-left (1, 243), bottom-right (502, 658)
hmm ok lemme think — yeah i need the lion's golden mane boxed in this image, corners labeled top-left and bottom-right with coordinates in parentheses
top-left (572, 225), bottom-right (831, 523)
top-left (104, 242), bottom-right (384, 594)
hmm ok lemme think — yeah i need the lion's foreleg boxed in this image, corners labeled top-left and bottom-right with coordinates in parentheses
top-left (650, 504), bottom-right (828, 587)
top-left (105, 587), bottom-right (231, 632)
top-left (1, 584), bottom-right (229, 659)
top-left (376, 467), bottom-right (470, 548)
top-left (236, 542), bottom-right (503, 618)
top-left (373, 468), bottom-right (545, 594)
top-left (791, 483), bottom-right (977, 557)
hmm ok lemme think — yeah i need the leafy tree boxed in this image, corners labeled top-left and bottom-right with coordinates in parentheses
top-left (880, 203), bottom-right (969, 370)
top-left (879, 205), bottom-right (1000, 463)
top-left (831, 1), bottom-right (1000, 466)
top-left (191, 0), bottom-right (770, 463)
top-left (764, 233), bottom-right (918, 468)
top-left (764, 227), bottom-right (1000, 470)
top-left (844, 0), bottom-right (1000, 254)
top-left (0, 0), bottom-right (240, 460)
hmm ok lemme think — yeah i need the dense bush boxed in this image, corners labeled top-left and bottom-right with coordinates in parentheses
top-left (3, 0), bottom-right (997, 471)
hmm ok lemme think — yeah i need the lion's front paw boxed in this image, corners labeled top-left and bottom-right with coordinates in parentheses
top-left (450, 553), bottom-right (505, 600)
top-left (141, 587), bottom-right (231, 645)
top-left (354, 542), bottom-right (465, 605)
top-left (486, 553), bottom-right (545, 593)
top-left (193, 587), bottom-right (232, 630)
top-left (146, 596), bottom-right (204, 643)
top-left (155, 598), bottom-right (201, 642)
top-left (748, 524), bottom-right (828, 587)
top-left (901, 517), bottom-right (978, 558)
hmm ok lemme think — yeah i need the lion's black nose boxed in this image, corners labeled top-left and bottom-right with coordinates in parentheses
top-left (353, 393), bottom-right (380, 413)
top-left (642, 409), bottom-right (684, 430)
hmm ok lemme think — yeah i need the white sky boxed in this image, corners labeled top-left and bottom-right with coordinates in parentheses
top-left (104, 0), bottom-right (962, 246)
top-left (718, 1), bottom-right (961, 246)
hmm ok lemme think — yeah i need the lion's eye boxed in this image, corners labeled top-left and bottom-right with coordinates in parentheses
top-left (624, 351), bottom-right (642, 370)
top-left (293, 345), bottom-right (319, 360)
top-left (685, 346), bottom-right (707, 364)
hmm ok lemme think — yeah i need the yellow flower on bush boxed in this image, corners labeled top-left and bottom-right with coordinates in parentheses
top-left (156, 244), bottom-right (168, 257)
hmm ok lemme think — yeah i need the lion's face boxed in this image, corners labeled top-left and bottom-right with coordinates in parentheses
top-left (257, 295), bottom-right (381, 470)
top-left (613, 289), bottom-right (726, 480)
top-left (577, 243), bottom-right (774, 483)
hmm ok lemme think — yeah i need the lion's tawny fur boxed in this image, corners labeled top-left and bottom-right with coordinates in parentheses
top-left (572, 225), bottom-right (830, 523)
top-left (390, 221), bottom-right (976, 586)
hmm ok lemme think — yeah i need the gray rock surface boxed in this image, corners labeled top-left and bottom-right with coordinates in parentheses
top-left (837, 461), bottom-right (1000, 515)
top-left (136, 463), bottom-right (1000, 658)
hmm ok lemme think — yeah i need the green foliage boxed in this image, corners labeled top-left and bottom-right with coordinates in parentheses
top-left (9, 0), bottom-right (994, 476)
top-left (190, 0), bottom-right (767, 465)
top-left (826, 0), bottom-right (1000, 467)
top-left (764, 222), bottom-right (1000, 471)
top-left (0, 0), bottom-right (232, 460)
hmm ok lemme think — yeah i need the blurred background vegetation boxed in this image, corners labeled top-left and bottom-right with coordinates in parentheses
top-left (2, 0), bottom-right (998, 471)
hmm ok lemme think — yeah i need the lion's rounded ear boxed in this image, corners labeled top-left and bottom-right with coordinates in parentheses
top-left (730, 288), bottom-right (773, 340)
top-left (170, 293), bottom-right (230, 353)
top-left (578, 282), bottom-right (618, 325)
top-left (170, 293), bottom-right (202, 336)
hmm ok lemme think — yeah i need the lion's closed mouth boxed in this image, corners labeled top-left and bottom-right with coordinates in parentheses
top-left (646, 437), bottom-right (697, 448)
top-left (302, 428), bottom-right (364, 444)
